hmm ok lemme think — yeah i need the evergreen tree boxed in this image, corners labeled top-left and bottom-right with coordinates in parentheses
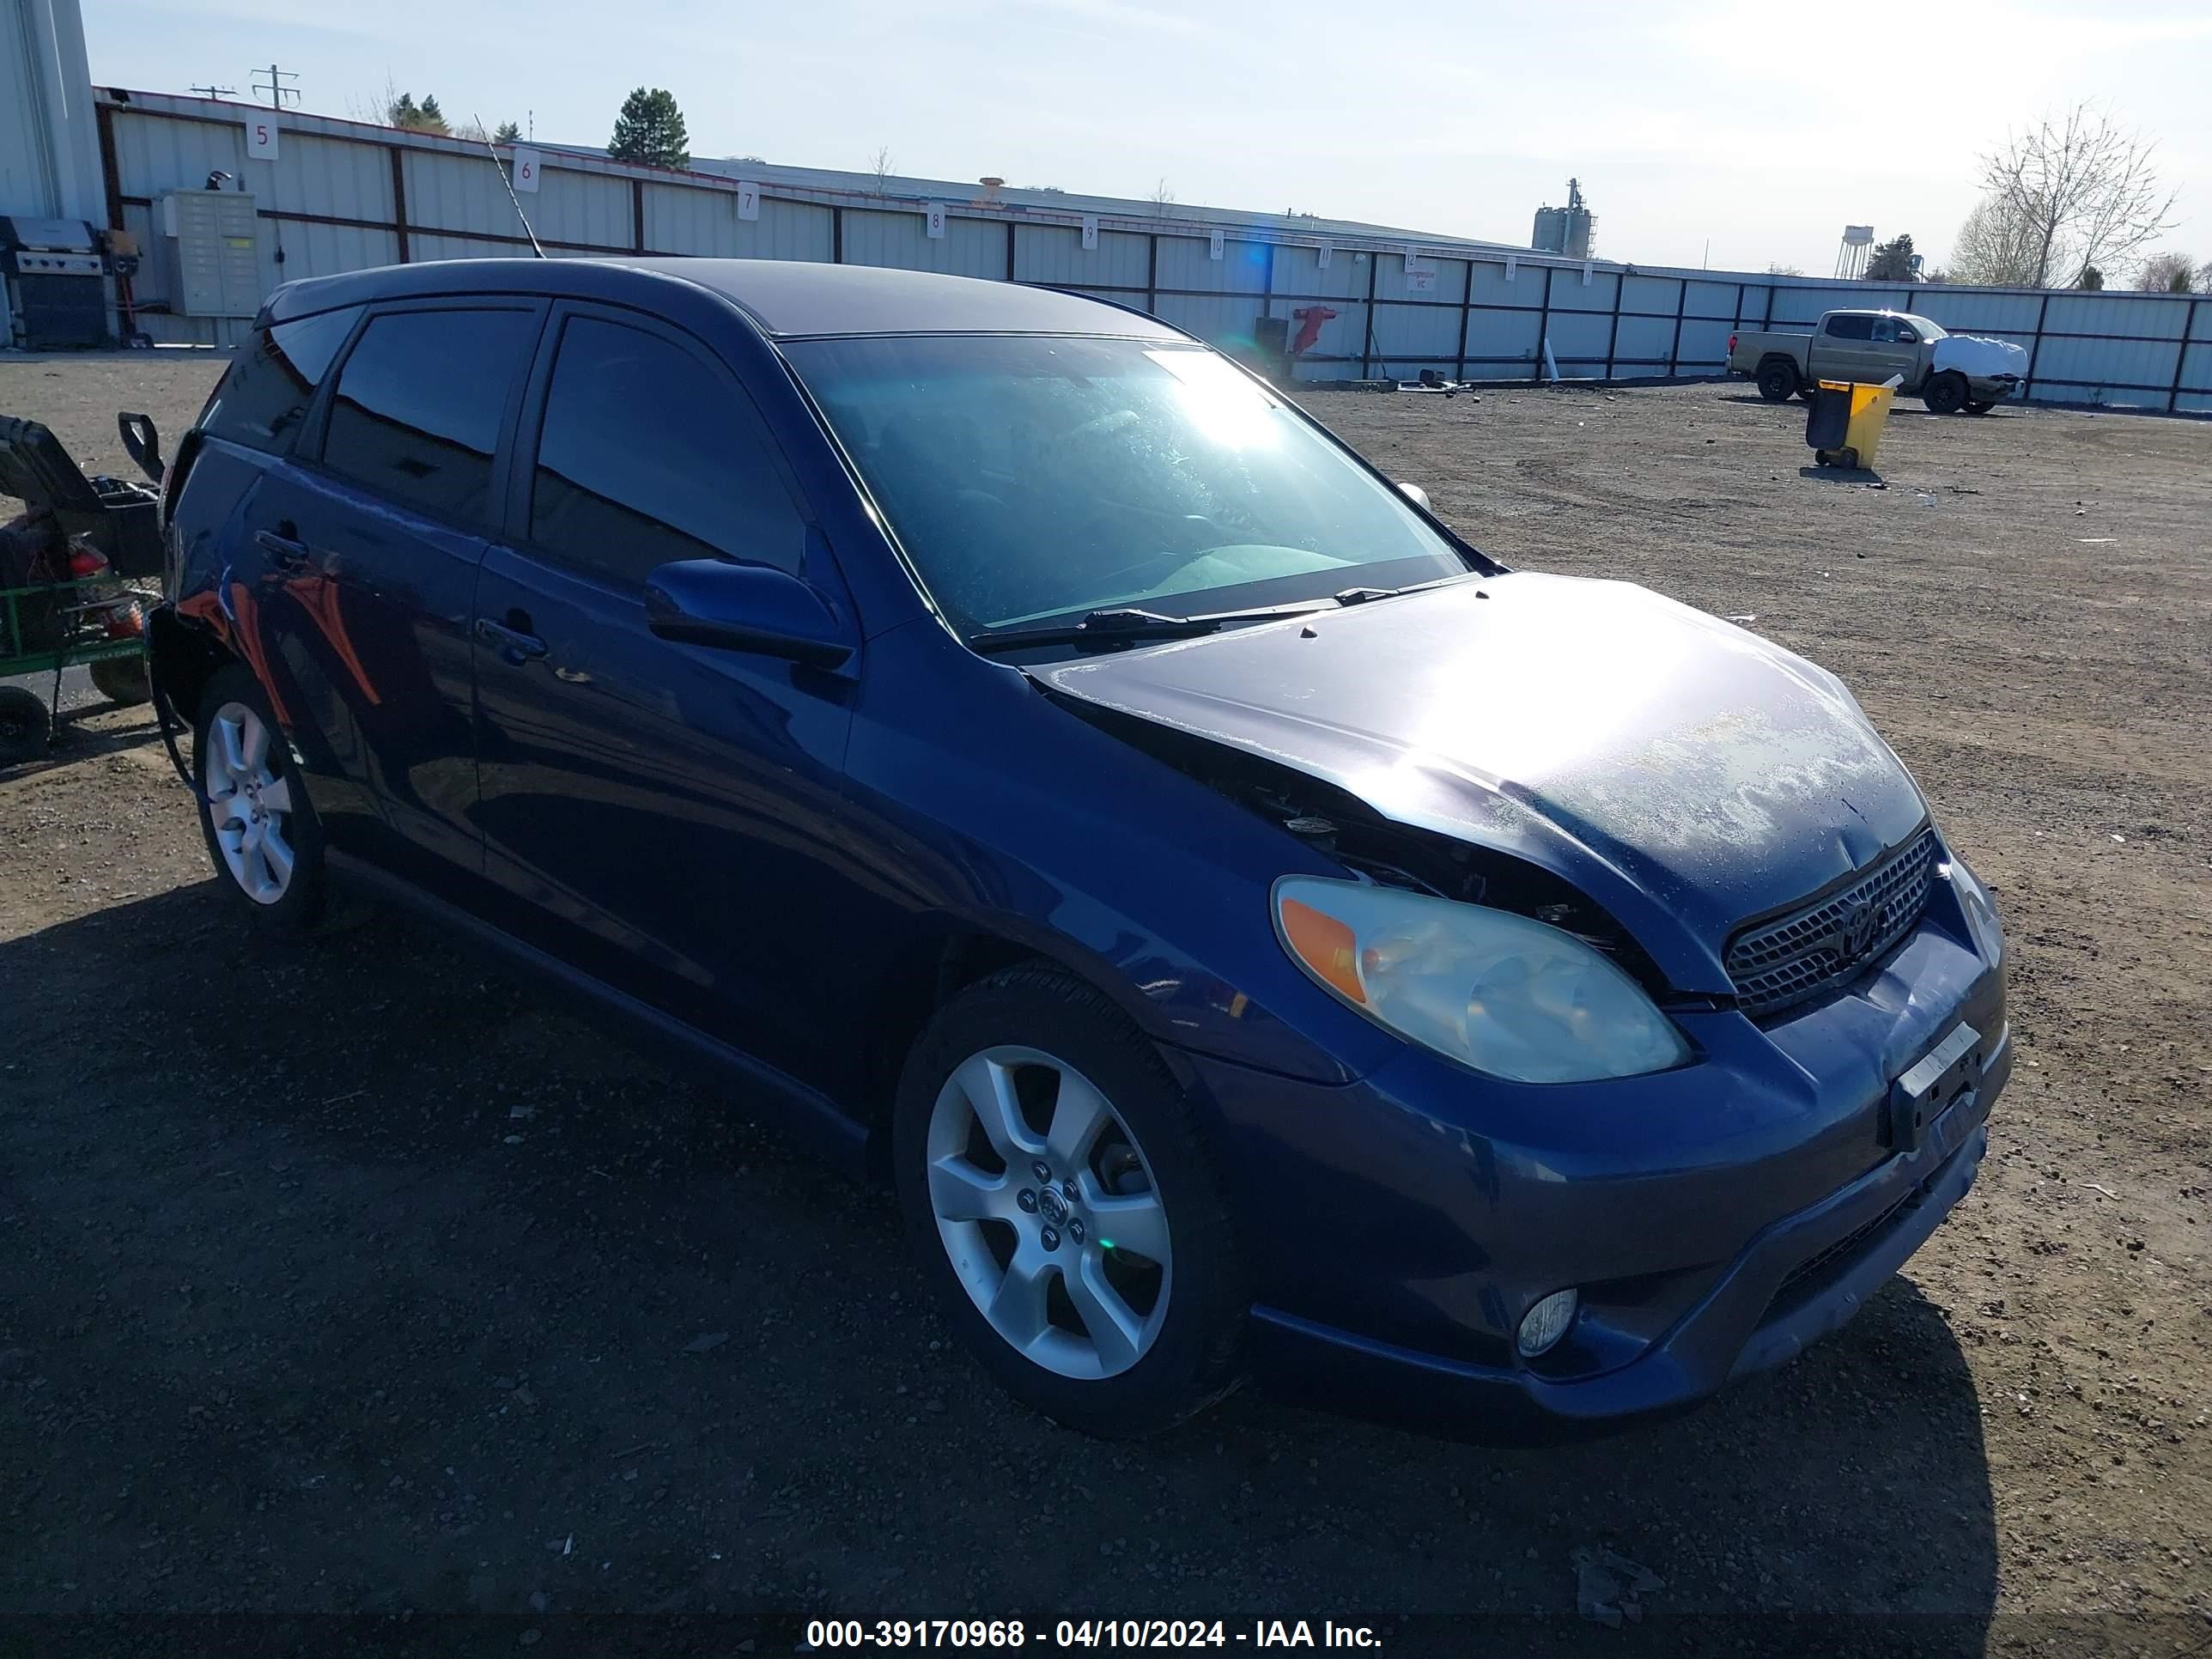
top-left (1866, 233), bottom-right (1918, 281)
top-left (609, 88), bottom-right (690, 168)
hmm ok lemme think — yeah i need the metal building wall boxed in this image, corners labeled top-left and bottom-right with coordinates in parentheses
top-left (3, 0), bottom-right (105, 341)
top-left (3, 0), bottom-right (103, 222)
top-left (76, 88), bottom-right (2212, 415)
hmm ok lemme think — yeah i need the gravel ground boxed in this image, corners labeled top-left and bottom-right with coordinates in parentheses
top-left (2, 355), bottom-right (2208, 1654)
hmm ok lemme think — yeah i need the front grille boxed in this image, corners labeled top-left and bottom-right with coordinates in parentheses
top-left (1726, 830), bottom-right (1938, 1018)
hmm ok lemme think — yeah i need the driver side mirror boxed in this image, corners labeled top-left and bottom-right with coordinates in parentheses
top-left (644, 558), bottom-right (857, 672)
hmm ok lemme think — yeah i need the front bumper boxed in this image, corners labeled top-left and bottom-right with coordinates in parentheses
top-left (1188, 892), bottom-right (2009, 1440)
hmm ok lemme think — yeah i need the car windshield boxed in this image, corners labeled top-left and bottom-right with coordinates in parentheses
top-left (783, 334), bottom-right (1474, 637)
top-left (1901, 314), bottom-right (1948, 341)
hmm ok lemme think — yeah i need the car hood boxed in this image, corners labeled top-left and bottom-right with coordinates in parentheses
top-left (1033, 571), bottom-right (1928, 994)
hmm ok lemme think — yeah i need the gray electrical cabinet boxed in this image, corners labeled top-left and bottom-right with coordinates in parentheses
top-left (156, 190), bottom-right (263, 319)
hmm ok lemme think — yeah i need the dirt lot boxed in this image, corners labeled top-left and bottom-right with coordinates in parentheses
top-left (3, 355), bottom-right (2208, 1653)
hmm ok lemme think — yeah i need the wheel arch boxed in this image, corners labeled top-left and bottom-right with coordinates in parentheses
top-left (855, 920), bottom-right (1206, 1183)
top-left (147, 605), bottom-right (243, 727)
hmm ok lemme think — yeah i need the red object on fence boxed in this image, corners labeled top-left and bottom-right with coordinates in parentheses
top-left (1290, 306), bottom-right (1338, 356)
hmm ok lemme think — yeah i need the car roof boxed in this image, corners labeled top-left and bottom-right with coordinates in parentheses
top-left (264, 257), bottom-right (1185, 341)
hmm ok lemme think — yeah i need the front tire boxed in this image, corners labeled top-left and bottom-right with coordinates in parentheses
top-left (192, 662), bottom-right (325, 939)
top-left (1923, 372), bottom-right (1969, 415)
top-left (893, 964), bottom-right (1247, 1437)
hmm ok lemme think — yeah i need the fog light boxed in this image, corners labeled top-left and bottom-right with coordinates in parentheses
top-left (1517, 1289), bottom-right (1579, 1358)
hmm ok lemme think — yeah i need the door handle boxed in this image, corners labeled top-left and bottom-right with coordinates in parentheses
top-left (475, 616), bottom-right (549, 665)
top-left (255, 528), bottom-right (310, 569)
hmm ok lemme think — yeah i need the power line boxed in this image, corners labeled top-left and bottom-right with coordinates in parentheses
top-left (250, 64), bottom-right (300, 111)
top-left (187, 83), bottom-right (237, 100)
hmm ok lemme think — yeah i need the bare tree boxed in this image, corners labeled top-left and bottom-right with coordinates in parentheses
top-left (1148, 178), bottom-right (1176, 215)
top-left (1765, 261), bottom-right (1802, 277)
top-left (1976, 101), bottom-right (2179, 288)
top-left (344, 73), bottom-right (404, 127)
top-left (2136, 251), bottom-right (2196, 293)
top-left (869, 146), bottom-right (895, 194)
top-left (1947, 194), bottom-right (2044, 286)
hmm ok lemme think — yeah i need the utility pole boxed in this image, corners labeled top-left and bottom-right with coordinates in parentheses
top-left (187, 83), bottom-right (237, 100)
top-left (250, 64), bottom-right (300, 111)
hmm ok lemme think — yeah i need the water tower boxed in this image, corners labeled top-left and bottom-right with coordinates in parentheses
top-left (1834, 225), bottom-right (1875, 279)
top-left (1532, 178), bottom-right (1595, 259)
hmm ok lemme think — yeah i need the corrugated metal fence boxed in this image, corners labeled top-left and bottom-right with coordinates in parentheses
top-left (94, 89), bottom-right (2212, 415)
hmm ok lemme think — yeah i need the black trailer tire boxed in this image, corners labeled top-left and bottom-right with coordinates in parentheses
top-left (1923, 372), bottom-right (1970, 415)
top-left (1755, 358), bottom-right (1799, 403)
top-left (0, 685), bottom-right (52, 764)
top-left (1966, 400), bottom-right (1996, 416)
top-left (89, 653), bottom-right (153, 706)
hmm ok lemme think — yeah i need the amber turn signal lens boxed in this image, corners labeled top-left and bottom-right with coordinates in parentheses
top-left (1279, 896), bottom-right (1365, 1006)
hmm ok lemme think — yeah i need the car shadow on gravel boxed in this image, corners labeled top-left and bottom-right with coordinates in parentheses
top-left (0, 883), bottom-right (1996, 1641)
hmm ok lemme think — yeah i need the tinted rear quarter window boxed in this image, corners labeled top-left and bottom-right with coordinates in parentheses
top-left (527, 314), bottom-right (805, 586)
top-left (321, 307), bottom-right (538, 528)
top-left (199, 306), bottom-right (362, 453)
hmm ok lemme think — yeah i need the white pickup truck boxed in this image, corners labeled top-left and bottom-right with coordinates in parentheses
top-left (1727, 309), bottom-right (2029, 415)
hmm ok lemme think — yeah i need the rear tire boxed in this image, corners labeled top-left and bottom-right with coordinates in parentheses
top-left (1755, 359), bottom-right (1799, 403)
top-left (192, 662), bottom-right (326, 939)
top-left (893, 963), bottom-right (1247, 1437)
top-left (1923, 372), bottom-right (1969, 415)
top-left (89, 653), bottom-right (152, 707)
top-left (0, 685), bottom-right (51, 765)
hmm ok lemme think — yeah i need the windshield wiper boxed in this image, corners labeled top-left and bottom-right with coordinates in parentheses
top-left (968, 600), bottom-right (1331, 656)
top-left (1330, 572), bottom-right (1478, 606)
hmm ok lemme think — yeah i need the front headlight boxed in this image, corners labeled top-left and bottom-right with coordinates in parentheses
top-left (1944, 855), bottom-right (2005, 964)
top-left (1273, 876), bottom-right (1692, 1084)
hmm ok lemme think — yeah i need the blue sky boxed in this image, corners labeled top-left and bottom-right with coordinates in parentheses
top-left (80, 0), bottom-right (2211, 277)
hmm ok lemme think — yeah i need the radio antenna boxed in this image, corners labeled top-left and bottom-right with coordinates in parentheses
top-left (477, 114), bottom-right (544, 258)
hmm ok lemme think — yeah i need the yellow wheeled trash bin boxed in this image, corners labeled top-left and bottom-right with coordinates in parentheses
top-left (1805, 375), bottom-right (1899, 470)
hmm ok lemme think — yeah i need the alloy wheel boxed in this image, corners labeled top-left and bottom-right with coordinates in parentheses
top-left (925, 1045), bottom-right (1172, 1380)
top-left (204, 701), bottom-right (296, 905)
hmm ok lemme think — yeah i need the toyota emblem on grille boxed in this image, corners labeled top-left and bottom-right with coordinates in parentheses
top-left (1831, 898), bottom-right (1881, 960)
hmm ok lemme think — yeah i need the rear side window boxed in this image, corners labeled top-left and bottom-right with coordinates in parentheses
top-left (526, 314), bottom-right (805, 586)
top-left (321, 308), bottom-right (538, 529)
top-left (1825, 314), bottom-right (1875, 340)
top-left (199, 306), bottom-right (362, 454)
